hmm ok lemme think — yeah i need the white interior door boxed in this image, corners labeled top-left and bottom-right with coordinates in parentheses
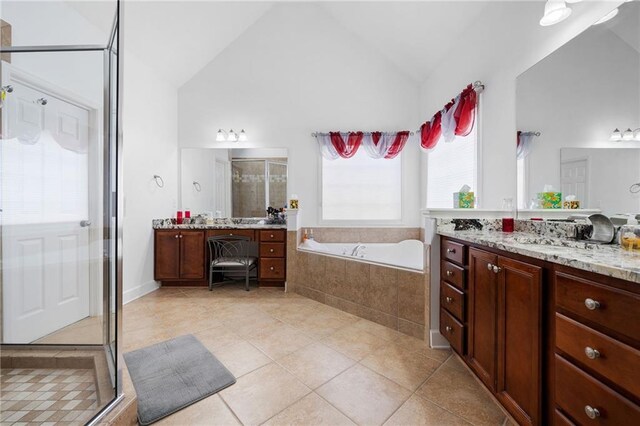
top-left (2, 78), bottom-right (92, 343)
top-left (215, 159), bottom-right (230, 217)
top-left (561, 158), bottom-right (588, 207)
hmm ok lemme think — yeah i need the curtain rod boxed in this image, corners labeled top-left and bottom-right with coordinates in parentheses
top-left (311, 131), bottom-right (414, 137)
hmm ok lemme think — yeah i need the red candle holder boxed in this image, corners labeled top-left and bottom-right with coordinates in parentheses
top-left (502, 217), bottom-right (514, 233)
top-left (176, 211), bottom-right (183, 225)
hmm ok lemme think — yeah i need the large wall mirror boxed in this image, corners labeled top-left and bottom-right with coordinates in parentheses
top-left (516, 1), bottom-right (640, 218)
top-left (180, 148), bottom-right (288, 218)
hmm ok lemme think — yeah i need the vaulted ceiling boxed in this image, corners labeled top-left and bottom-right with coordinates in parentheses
top-left (68, 1), bottom-right (491, 87)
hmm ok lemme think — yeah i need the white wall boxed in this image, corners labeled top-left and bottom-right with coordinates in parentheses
top-left (178, 3), bottom-right (421, 227)
top-left (518, 26), bottom-right (640, 208)
top-left (121, 52), bottom-right (179, 303)
top-left (180, 148), bottom-right (216, 215)
top-left (419, 1), bottom-right (625, 210)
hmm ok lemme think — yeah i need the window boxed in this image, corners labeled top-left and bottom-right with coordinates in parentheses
top-left (321, 150), bottom-right (402, 221)
top-left (426, 126), bottom-right (477, 208)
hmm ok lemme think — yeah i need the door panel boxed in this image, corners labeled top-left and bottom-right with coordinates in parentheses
top-left (180, 231), bottom-right (205, 279)
top-left (2, 79), bottom-right (92, 343)
top-left (468, 248), bottom-right (498, 391)
top-left (496, 256), bottom-right (542, 425)
top-left (154, 231), bottom-right (180, 280)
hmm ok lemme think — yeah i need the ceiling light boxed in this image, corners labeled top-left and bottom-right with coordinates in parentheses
top-left (540, 1), bottom-right (572, 27)
top-left (228, 129), bottom-right (238, 142)
top-left (610, 128), bottom-right (622, 141)
top-left (216, 129), bottom-right (226, 142)
top-left (593, 8), bottom-right (619, 25)
top-left (238, 129), bottom-right (248, 142)
top-left (622, 128), bottom-right (634, 141)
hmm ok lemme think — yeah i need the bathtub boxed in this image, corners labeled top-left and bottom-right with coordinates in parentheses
top-left (298, 239), bottom-right (424, 272)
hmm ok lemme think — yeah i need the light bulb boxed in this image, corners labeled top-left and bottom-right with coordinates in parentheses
top-left (622, 128), bottom-right (634, 141)
top-left (594, 8), bottom-right (618, 25)
top-left (610, 128), bottom-right (622, 141)
top-left (633, 128), bottom-right (640, 141)
top-left (216, 129), bottom-right (226, 142)
top-left (540, 1), bottom-right (572, 27)
top-left (238, 129), bottom-right (248, 142)
top-left (227, 129), bottom-right (238, 142)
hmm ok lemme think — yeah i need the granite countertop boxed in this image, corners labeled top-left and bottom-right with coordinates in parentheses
top-left (438, 229), bottom-right (640, 284)
top-left (152, 218), bottom-right (287, 230)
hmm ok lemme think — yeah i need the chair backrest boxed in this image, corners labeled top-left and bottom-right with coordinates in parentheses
top-left (207, 235), bottom-right (258, 261)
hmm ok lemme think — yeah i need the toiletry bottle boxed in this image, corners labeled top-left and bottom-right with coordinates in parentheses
top-left (303, 229), bottom-right (308, 242)
top-left (309, 229), bottom-right (314, 240)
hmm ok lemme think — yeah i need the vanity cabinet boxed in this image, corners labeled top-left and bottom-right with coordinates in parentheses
top-left (154, 230), bottom-right (205, 280)
top-left (153, 227), bottom-right (286, 287)
top-left (440, 237), bottom-right (640, 425)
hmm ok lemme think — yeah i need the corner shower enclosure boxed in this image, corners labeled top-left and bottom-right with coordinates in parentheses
top-left (0, 1), bottom-right (123, 423)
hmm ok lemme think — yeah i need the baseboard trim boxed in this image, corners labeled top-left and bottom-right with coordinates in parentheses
top-left (123, 280), bottom-right (160, 304)
top-left (430, 329), bottom-right (451, 349)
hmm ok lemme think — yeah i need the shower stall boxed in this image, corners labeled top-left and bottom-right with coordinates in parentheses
top-left (0, 0), bottom-right (123, 423)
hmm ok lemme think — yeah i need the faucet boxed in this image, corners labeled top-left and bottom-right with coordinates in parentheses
top-left (351, 244), bottom-right (366, 257)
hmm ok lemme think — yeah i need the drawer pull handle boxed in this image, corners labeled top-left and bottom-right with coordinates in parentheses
top-left (585, 347), bottom-right (601, 360)
top-left (445, 296), bottom-right (453, 304)
top-left (270, 249), bottom-right (274, 253)
top-left (270, 266), bottom-right (275, 271)
top-left (487, 263), bottom-right (494, 270)
top-left (584, 405), bottom-right (600, 420)
top-left (445, 326), bottom-right (452, 333)
top-left (446, 270), bottom-right (453, 277)
top-left (584, 298), bottom-right (600, 310)
top-left (446, 248), bottom-right (456, 254)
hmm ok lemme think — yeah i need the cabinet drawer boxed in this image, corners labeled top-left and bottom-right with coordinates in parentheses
top-left (555, 271), bottom-right (640, 343)
top-left (441, 260), bottom-right (465, 290)
top-left (554, 410), bottom-right (575, 426)
top-left (555, 355), bottom-right (640, 425)
top-left (207, 229), bottom-right (255, 240)
top-left (260, 243), bottom-right (285, 258)
top-left (440, 309), bottom-right (465, 355)
top-left (556, 313), bottom-right (640, 396)
top-left (440, 281), bottom-right (465, 322)
top-left (260, 258), bottom-right (285, 280)
top-left (442, 239), bottom-right (466, 265)
top-left (260, 230), bottom-right (286, 242)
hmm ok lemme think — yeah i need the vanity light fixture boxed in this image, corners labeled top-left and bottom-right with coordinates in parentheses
top-left (593, 8), bottom-right (619, 25)
top-left (610, 128), bottom-right (622, 141)
top-left (216, 128), bottom-right (248, 142)
top-left (622, 128), bottom-right (635, 141)
top-left (540, 0), bottom-right (572, 27)
top-left (610, 128), bottom-right (640, 142)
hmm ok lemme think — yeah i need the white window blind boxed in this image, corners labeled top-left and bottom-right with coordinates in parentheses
top-left (321, 150), bottom-right (402, 221)
top-left (426, 127), bottom-right (477, 208)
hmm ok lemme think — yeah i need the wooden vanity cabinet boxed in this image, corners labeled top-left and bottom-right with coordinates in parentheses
top-left (154, 230), bottom-right (205, 280)
top-left (442, 238), bottom-right (543, 425)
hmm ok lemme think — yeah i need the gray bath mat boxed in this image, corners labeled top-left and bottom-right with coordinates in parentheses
top-left (124, 334), bottom-right (236, 425)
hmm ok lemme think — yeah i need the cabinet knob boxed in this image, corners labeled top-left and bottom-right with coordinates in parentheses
top-left (446, 270), bottom-right (453, 277)
top-left (492, 265), bottom-right (501, 273)
top-left (585, 347), bottom-right (601, 360)
top-left (584, 298), bottom-right (600, 310)
top-left (270, 266), bottom-right (275, 271)
top-left (179, 234), bottom-right (183, 238)
top-left (446, 248), bottom-right (456, 254)
top-left (175, 234), bottom-right (179, 239)
top-left (270, 234), bottom-right (274, 238)
top-left (270, 249), bottom-right (274, 253)
top-left (445, 326), bottom-right (452, 333)
top-left (584, 405), bottom-right (600, 420)
top-left (229, 233), bottom-right (233, 236)
top-left (487, 263), bottom-right (494, 271)
top-left (445, 296), bottom-right (453, 304)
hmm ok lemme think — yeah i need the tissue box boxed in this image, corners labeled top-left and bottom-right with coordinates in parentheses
top-left (537, 192), bottom-right (562, 209)
top-left (562, 200), bottom-right (581, 209)
top-left (453, 192), bottom-right (475, 208)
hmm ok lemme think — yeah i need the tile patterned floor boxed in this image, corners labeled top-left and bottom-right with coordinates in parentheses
top-left (0, 368), bottom-right (98, 425)
top-left (123, 285), bottom-right (510, 426)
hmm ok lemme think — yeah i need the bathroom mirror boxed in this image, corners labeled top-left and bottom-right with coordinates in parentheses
top-left (516, 1), bottom-right (640, 218)
top-left (180, 148), bottom-right (288, 217)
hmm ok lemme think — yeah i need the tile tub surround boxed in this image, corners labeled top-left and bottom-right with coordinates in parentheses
top-left (438, 229), bottom-right (640, 284)
top-left (287, 228), bottom-right (429, 341)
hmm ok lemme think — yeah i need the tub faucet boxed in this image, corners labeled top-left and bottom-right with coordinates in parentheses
top-left (351, 244), bottom-right (366, 257)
